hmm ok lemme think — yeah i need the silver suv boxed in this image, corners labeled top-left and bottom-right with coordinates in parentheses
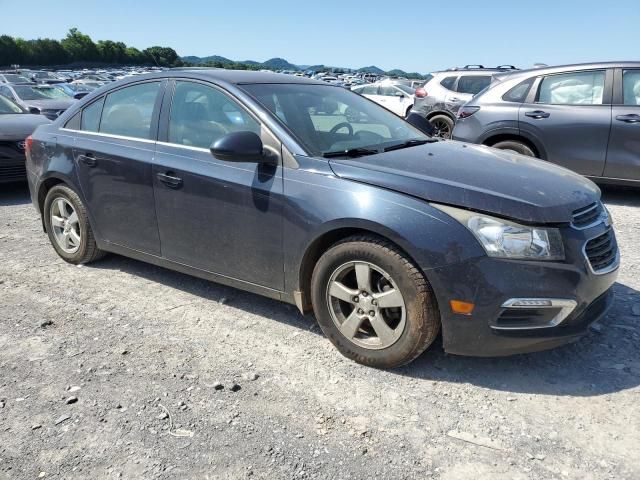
top-left (411, 65), bottom-right (517, 138)
top-left (452, 62), bottom-right (640, 184)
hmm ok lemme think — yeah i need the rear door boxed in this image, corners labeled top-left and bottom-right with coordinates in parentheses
top-left (518, 69), bottom-right (612, 176)
top-left (72, 80), bottom-right (165, 255)
top-left (604, 68), bottom-right (640, 180)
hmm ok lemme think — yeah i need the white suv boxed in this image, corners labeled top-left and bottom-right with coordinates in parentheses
top-left (411, 65), bottom-right (517, 138)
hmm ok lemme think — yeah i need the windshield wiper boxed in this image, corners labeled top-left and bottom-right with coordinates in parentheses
top-left (322, 147), bottom-right (380, 158)
top-left (383, 138), bottom-right (437, 152)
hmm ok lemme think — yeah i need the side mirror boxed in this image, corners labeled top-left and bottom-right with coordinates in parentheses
top-left (210, 131), bottom-right (270, 163)
top-left (405, 112), bottom-right (436, 136)
top-left (74, 92), bottom-right (88, 100)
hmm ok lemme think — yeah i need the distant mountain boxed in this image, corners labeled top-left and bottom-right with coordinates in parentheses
top-left (181, 55), bottom-right (425, 78)
top-left (182, 55), bottom-right (233, 64)
top-left (357, 65), bottom-right (385, 74)
top-left (262, 57), bottom-right (299, 71)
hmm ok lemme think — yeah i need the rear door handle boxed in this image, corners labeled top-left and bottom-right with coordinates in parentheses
top-left (78, 153), bottom-right (97, 167)
top-left (525, 110), bottom-right (550, 119)
top-left (616, 114), bottom-right (640, 123)
top-left (157, 171), bottom-right (183, 189)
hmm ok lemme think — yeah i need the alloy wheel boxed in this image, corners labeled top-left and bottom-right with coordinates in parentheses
top-left (326, 261), bottom-right (406, 350)
top-left (50, 197), bottom-right (81, 254)
top-left (431, 119), bottom-right (452, 139)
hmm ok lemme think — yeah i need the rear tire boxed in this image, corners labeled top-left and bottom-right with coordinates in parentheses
top-left (428, 114), bottom-right (454, 139)
top-left (44, 184), bottom-right (105, 265)
top-left (311, 235), bottom-right (440, 368)
top-left (492, 140), bottom-right (536, 157)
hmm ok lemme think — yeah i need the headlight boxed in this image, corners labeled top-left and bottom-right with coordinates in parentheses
top-left (432, 204), bottom-right (565, 261)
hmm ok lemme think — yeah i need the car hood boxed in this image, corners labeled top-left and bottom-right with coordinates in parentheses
top-left (0, 114), bottom-right (51, 140)
top-left (24, 99), bottom-right (74, 111)
top-left (328, 140), bottom-right (600, 224)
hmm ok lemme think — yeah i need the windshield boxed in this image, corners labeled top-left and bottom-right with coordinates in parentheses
top-left (3, 74), bottom-right (30, 83)
top-left (14, 85), bottom-right (70, 100)
top-left (241, 83), bottom-right (429, 157)
top-left (394, 84), bottom-right (416, 95)
top-left (0, 94), bottom-right (24, 114)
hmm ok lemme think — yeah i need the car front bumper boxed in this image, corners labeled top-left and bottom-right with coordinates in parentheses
top-left (426, 223), bottom-right (619, 356)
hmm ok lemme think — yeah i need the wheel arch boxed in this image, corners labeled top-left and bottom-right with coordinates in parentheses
top-left (295, 223), bottom-right (425, 314)
top-left (483, 133), bottom-right (545, 159)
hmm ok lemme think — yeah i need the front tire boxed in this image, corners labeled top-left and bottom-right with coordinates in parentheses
top-left (491, 140), bottom-right (536, 157)
top-left (43, 184), bottom-right (105, 264)
top-left (311, 235), bottom-right (440, 368)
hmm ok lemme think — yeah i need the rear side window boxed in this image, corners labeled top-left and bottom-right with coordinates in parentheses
top-left (81, 97), bottom-right (104, 132)
top-left (502, 78), bottom-right (535, 103)
top-left (440, 76), bottom-right (457, 90)
top-left (457, 75), bottom-right (492, 95)
top-left (622, 70), bottom-right (640, 106)
top-left (538, 71), bottom-right (605, 105)
top-left (361, 85), bottom-right (378, 95)
top-left (99, 82), bottom-right (161, 139)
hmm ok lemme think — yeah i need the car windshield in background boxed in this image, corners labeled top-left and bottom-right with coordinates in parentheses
top-left (0, 95), bottom-right (24, 114)
top-left (3, 74), bottom-right (30, 83)
top-left (394, 84), bottom-right (415, 95)
top-left (241, 83), bottom-right (429, 157)
top-left (14, 85), bottom-right (71, 100)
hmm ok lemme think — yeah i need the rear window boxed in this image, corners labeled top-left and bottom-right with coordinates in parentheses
top-left (440, 76), bottom-right (457, 90)
top-left (502, 78), bottom-right (535, 103)
top-left (457, 76), bottom-right (492, 95)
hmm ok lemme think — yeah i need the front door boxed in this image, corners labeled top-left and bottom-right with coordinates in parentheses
top-left (518, 69), bottom-right (611, 176)
top-left (604, 69), bottom-right (640, 180)
top-left (73, 81), bottom-right (164, 255)
top-left (152, 80), bottom-right (285, 290)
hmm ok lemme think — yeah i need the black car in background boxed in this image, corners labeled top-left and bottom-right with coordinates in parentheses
top-left (26, 71), bottom-right (618, 368)
top-left (0, 95), bottom-right (50, 182)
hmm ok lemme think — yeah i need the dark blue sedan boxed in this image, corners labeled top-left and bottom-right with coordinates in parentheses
top-left (25, 70), bottom-right (619, 367)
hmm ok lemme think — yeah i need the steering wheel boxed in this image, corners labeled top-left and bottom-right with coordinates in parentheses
top-left (329, 122), bottom-right (353, 136)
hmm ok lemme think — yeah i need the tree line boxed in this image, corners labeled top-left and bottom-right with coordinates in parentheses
top-left (0, 28), bottom-right (183, 68)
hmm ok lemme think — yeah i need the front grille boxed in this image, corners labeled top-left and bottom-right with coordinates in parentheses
top-left (584, 228), bottom-right (618, 273)
top-left (571, 202), bottom-right (603, 229)
top-left (0, 163), bottom-right (27, 180)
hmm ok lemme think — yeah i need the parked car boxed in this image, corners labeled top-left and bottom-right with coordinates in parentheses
top-left (411, 65), bottom-right (518, 138)
top-left (453, 62), bottom-right (640, 184)
top-left (29, 70), bottom-right (67, 84)
top-left (26, 70), bottom-right (618, 368)
top-left (0, 84), bottom-right (75, 120)
top-left (0, 95), bottom-right (50, 182)
top-left (352, 81), bottom-right (416, 117)
top-left (53, 82), bottom-right (95, 99)
top-left (0, 73), bottom-right (33, 84)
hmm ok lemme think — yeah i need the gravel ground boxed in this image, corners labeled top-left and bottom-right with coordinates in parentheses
top-left (0, 183), bottom-right (639, 480)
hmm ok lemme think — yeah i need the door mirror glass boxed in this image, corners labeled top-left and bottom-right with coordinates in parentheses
top-left (210, 131), bottom-right (267, 162)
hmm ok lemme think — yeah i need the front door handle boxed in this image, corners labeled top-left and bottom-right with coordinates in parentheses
top-left (525, 110), bottom-right (551, 119)
top-left (616, 114), bottom-right (640, 123)
top-left (157, 171), bottom-right (183, 189)
top-left (78, 153), bottom-right (96, 167)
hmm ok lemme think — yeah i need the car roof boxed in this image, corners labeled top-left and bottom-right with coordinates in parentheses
top-left (515, 61), bottom-right (640, 75)
top-left (160, 69), bottom-right (328, 85)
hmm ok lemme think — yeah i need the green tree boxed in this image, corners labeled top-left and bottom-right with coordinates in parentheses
top-left (61, 28), bottom-right (99, 62)
top-left (0, 35), bottom-right (21, 66)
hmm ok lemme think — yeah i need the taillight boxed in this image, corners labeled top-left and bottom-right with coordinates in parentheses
top-left (457, 106), bottom-right (480, 119)
top-left (25, 135), bottom-right (33, 155)
top-left (415, 88), bottom-right (427, 98)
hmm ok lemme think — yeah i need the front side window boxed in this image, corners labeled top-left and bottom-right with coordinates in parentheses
top-left (622, 70), bottom-right (640, 106)
top-left (99, 82), bottom-right (161, 139)
top-left (168, 81), bottom-right (261, 149)
top-left (457, 75), bottom-right (492, 95)
top-left (440, 76), bottom-right (457, 90)
top-left (538, 70), bottom-right (605, 105)
top-left (82, 97), bottom-right (105, 132)
top-left (360, 85), bottom-right (378, 95)
top-left (242, 83), bottom-right (428, 157)
top-left (379, 86), bottom-right (402, 97)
